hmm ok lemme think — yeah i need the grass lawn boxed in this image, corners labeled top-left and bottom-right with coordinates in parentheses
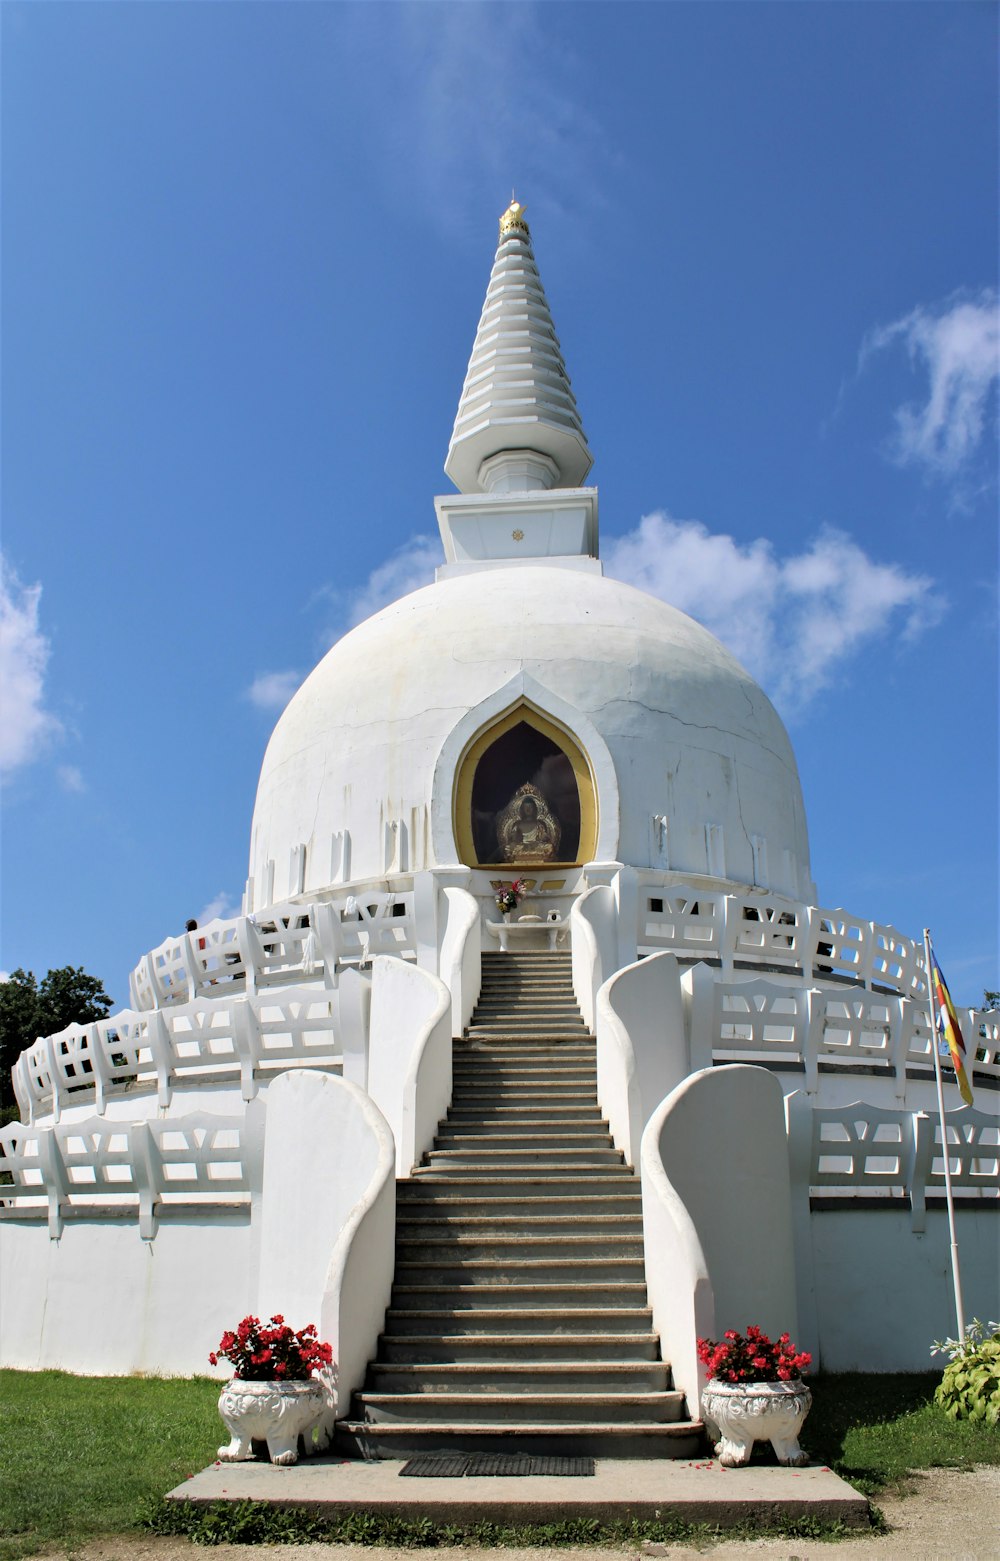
top-left (1, 1369), bottom-right (998, 1557)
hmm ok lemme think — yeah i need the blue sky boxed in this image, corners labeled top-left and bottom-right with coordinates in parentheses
top-left (2, 1), bottom-right (997, 1006)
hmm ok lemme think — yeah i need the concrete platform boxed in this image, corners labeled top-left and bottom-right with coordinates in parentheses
top-left (167, 1454), bottom-right (869, 1528)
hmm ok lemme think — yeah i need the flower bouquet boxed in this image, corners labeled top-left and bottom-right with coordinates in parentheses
top-left (210, 1313), bottom-right (332, 1380)
top-left (494, 878), bottom-right (527, 915)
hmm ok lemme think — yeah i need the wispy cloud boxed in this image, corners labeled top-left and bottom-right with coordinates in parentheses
top-left (340, 5), bottom-right (616, 235)
top-left (340, 534), bottom-right (440, 633)
top-left (57, 765), bottom-right (86, 794)
top-left (862, 290), bottom-right (999, 477)
top-left (246, 670), bottom-right (302, 712)
top-left (0, 557), bottom-right (62, 777)
top-left (604, 512), bottom-right (939, 714)
top-left (196, 892), bottom-right (241, 927)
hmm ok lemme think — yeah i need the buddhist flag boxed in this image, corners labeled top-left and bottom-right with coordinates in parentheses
top-left (929, 944), bottom-right (974, 1105)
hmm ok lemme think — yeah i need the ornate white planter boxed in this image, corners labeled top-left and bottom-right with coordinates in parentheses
top-left (701, 1379), bottom-right (812, 1467)
top-left (217, 1377), bottom-right (326, 1466)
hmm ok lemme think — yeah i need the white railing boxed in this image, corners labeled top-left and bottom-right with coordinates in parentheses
top-left (787, 1096), bottom-right (999, 1232)
top-left (637, 882), bottom-right (929, 1000)
top-left (684, 966), bottom-right (999, 1103)
top-left (0, 1112), bottom-right (258, 1238)
top-left (12, 986), bottom-right (342, 1123)
top-left (128, 890), bottom-right (417, 1012)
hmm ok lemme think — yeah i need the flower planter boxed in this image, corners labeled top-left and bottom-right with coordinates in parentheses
top-left (701, 1378), bottom-right (812, 1467)
top-left (217, 1377), bottom-right (326, 1466)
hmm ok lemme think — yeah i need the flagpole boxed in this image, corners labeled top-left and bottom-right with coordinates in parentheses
top-left (923, 927), bottom-right (966, 1341)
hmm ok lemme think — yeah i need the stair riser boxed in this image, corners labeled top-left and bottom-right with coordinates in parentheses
top-left (393, 1261), bottom-right (646, 1286)
top-left (350, 1392), bottom-right (686, 1426)
top-left (397, 1219), bottom-right (642, 1238)
top-left (334, 1423), bottom-right (703, 1460)
top-left (395, 1240), bottom-right (644, 1262)
top-left (433, 1132), bottom-right (615, 1149)
top-left (421, 1154), bottom-right (625, 1170)
top-left (382, 1309), bottom-right (654, 1336)
top-left (390, 1285), bottom-right (650, 1309)
top-left (366, 1364), bottom-right (671, 1393)
top-left (377, 1335), bottom-right (662, 1362)
top-left (398, 1203), bottom-right (643, 1222)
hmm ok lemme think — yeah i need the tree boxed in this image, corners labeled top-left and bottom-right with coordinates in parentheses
top-left (983, 990), bottom-right (999, 1010)
top-left (0, 966), bottom-right (114, 1118)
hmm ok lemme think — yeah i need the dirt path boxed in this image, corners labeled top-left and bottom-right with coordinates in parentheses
top-left (28, 1466), bottom-right (1000, 1561)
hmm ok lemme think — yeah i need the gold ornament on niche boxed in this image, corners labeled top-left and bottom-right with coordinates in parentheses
top-left (496, 783), bottom-right (561, 864)
top-left (512, 529), bottom-right (524, 541)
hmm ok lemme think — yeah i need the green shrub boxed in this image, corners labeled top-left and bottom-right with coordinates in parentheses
top-left (932, 1319), bottom-right (1000, 1427)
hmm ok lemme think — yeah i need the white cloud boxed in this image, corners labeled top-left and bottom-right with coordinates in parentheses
top-left (863, 291), bottom-right (999, 475)
top-left (57, 765), bottom-right (86, 794)
top-left (246, 670), bottom-right (302, 712)
top-left (196, 892), bottom-right (241, 927)
top-left (340, 5), bottom-right (616, 234)
top-left (0, 557), bottom-right (62, 777)
top-left (604, 512), bottom-right (939, 714)
top-left (343, 535), bottom-right (440, 630)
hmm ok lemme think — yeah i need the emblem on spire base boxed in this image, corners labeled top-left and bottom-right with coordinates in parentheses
top-left (499, 197), bottom-right (530, 240)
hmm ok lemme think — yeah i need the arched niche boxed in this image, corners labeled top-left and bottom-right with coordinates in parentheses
top-left (454, 703), bottom-right (598, 868)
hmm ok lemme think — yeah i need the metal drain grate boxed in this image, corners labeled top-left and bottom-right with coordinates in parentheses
top-left (398, 1453), bottom-right (595, 1478)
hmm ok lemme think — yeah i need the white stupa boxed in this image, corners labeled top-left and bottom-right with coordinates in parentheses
top-left (1, 202), bottom-right (995, 1453)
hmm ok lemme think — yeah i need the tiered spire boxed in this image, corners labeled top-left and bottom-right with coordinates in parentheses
top-left (445, 200), bottom-right (593, 495)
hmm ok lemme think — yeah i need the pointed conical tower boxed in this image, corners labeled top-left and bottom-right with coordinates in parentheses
top-left (445, 200), bottom-right (592, 495)
top-left (436, 201), bottom-right (599, 569)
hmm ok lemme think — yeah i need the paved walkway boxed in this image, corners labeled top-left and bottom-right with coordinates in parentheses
top-left (29, 1464), bottom-right (1000, 1560)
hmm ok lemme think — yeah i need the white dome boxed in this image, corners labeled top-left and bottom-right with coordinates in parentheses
top-left (248, 565), bottom-right (813, 904)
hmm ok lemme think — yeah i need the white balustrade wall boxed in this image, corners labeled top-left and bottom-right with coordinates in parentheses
top-left (0, 1111), bottom-right (257, 1239)
top-left (128, 888), bottom-right (418, 1012)
top-left (12, 986), bottom-right (343, 1124)
top-left (637, 880), bottom-right (930, 1000)
top-left (681, 965), bottom-right (999, 1106)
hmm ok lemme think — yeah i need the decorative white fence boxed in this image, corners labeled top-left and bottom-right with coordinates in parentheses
top-left (0, 1112), bottom-right (258, 1238)
top-left (639, 883), bottom-right (929, 999)
top-left (12, 986), bottom-right (342, 1124)
top-left (128, 890), bottom-right (417, 1011)
top-left (787, 1097), bottom-right (999, 1231)
top-left (684, 966), bottom-right (1000, 1102)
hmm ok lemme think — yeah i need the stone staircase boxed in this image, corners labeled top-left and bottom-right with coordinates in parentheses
top-left (336, 950), bottom-right (702, 1459)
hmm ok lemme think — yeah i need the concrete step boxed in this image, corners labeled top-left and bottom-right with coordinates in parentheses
top-left (334, 1419), bottom-right (703, 1460)
top-left (393, 1257), bottom-right (646, 1286)
top-left (349, 1389), bottom-right (687, 1426)
top-left (397, 1195), bottom-right (643, 1219)
top-left (446, 1111), bottom-right (608, 1123)
top-left (432, 1130), bottom-right (614, 1149)
top-left (395, 1235), bottom-right (644, 1263)
top-left (396, 1214), bottom-right (643, 1237)
top-left (365, 1361), bottom-right (672, 1394)
top-left (420, 1150), bottom-right (625, 1172)
top-left (382, 1307), bottom-right (655, 1336)
top-left (407, 1167), bottom-right (638, 1186)
top-left (376, 1331), bottom-right (662, 1361)
top-left (390, 1284), bottom-right (652, 1312)
top-left (449, 1086), bottom-right (600, 1103)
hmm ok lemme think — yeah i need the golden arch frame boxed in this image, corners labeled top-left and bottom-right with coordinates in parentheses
top-left (453, 700), bottom-right (598, 869)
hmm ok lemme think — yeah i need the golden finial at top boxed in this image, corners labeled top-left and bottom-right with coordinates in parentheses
top-left (499, 197), bottom-right (530, 240)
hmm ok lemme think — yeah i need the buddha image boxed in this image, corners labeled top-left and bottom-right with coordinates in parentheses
top-left (496, 784), bottom-right (561, 864)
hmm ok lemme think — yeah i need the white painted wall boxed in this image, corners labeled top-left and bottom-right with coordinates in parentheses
top-left (255, 1069), bottom-right (396, 1418)
top-left (596, 951), bottom-right (687, 1165)
top-left (439, 885), bottom-right (482, 1036)
top-left (571, 884), bottom-right (617, 1033)
top-left (641, 1064), bottom-right (799, 1416)
top-left (366, 956), bottom-right (452, 1176)
top-left (805, 1205), bottom-right (1000, 1372)
top-left (0, 1213), bottom-right (257, 1375)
